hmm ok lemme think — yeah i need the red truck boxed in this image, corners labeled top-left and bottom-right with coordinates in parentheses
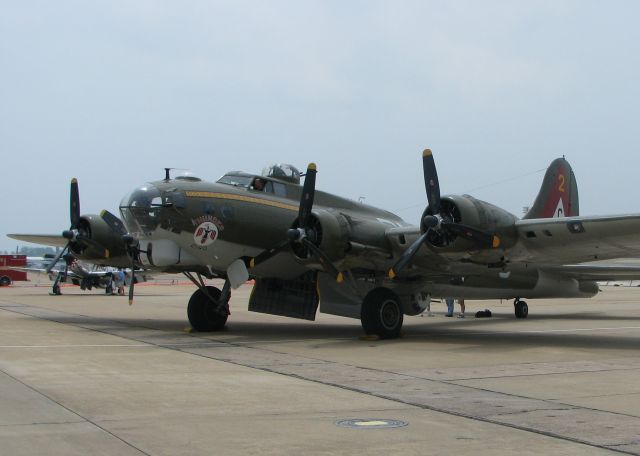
top-left (0, 254), bottom-right (27, 286)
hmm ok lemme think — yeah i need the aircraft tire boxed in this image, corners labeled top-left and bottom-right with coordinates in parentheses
top-left (52, 284), bottom-right (61, 295)
top-left (188, 286), bottom-right (229, 331)
top-left (361, 288), bottom-right (403, 339)
top-left (515, 300), bottom-right (528, 319)
top-left (0, 276), bottom-right (11, 287)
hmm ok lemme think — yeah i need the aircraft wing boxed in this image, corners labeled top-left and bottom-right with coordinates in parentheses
top-left (7, 267), bottom-right (55, 276)
top-left (515, 214), bottom-right (640, 264)
top-left (8, 266), bottom-right (72, 280)
top-left (542, 263), bottom-right (640, 281)
top-left (7, 234), bottom-right (67, 248)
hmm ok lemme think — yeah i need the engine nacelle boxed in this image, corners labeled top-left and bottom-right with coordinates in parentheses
top-left (71, 214), bottom-right (130, 266)
top-left (292, 209), bottom-right (350, 263)
top-left (421, 195), bottom-right (518, 260)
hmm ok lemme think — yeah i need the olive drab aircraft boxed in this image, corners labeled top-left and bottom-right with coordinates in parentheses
top-left (10, 150), bottom-right (640, 339)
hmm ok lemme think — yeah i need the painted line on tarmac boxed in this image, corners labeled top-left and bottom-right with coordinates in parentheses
top-left (509, 325), bottom-right (640, 333)
top-left (408, 325), bottom-right (640, 338)
top-left (0, 343), bottom-right (152, 348)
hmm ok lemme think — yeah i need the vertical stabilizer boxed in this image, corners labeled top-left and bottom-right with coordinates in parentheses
top-left (523, 158), bottom-right (579, 219)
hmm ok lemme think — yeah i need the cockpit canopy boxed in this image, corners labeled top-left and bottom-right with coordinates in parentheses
top-left (120, 184), bottom-right (162, 234)
top-left (262, 164), bottom-right (301, 184)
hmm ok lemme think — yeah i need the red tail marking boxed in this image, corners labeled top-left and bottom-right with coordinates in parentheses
top-left (540, 165), bottom-right (572, 218)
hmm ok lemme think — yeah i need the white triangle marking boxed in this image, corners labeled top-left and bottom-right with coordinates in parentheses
top-left (554, 198), bottom-right (566, 218)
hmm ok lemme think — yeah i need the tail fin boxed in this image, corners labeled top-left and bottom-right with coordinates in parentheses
top-left (523, 157), bottom-right (579, 219)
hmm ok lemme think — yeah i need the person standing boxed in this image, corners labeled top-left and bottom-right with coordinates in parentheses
top-left (445, 298), bottom-right (454, 317)
top-left (457, 298), bottom-right (466, 318)
top-left (112, 269), bottom-right (126, 296)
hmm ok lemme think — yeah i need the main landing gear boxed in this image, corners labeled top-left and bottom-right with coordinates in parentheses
top-left (184, 273), bottom-right (231, 332)
top-left (361, 288), bottom-right (404, 339)
top-left (514, 298), bottom-right (528, 319)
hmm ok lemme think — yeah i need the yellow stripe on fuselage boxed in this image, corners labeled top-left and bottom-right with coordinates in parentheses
top-left (185, 191), bottom-right (298, 212)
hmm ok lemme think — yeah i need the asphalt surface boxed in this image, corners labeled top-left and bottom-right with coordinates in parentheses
top-left (1, 278), bottom-right (640, 455)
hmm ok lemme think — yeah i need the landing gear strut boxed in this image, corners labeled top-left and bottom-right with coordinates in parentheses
top-left (51, 272), bottom-right (64, 295)
top-left (184, 272), bottom-right (231, 332)
top-left (361, 288), bottom-right (404, 339)
top-left (514, 298), bottom-right (528, 319)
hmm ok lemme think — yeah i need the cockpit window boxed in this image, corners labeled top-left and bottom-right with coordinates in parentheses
top-left (164, 190), bottom-right (186, 208)
top-left (217, 174), bottom-right (253, 188)
top-left (119, 184), bottom-right (162, 233)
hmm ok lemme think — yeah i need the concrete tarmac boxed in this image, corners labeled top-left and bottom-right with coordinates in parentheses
top-left (1, 279), bottom-right (640, 455)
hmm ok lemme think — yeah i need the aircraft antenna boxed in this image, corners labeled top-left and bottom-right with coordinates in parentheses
top-left (164, 168), bottom-right (171, 181)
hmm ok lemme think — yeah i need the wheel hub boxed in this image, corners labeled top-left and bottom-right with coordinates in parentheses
top-left (380, 300), bottom-right (400, 329)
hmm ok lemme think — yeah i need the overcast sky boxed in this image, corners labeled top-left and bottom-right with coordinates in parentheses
top-left (2, 1), bottom-right (640, 252)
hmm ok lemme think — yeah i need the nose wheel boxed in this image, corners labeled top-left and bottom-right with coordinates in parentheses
top-left (514, 299), bottom-right (528, 319)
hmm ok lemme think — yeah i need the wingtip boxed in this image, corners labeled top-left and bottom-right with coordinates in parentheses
top-left (422, 149), bottom-right (432, 157)
top-left (71, 177), bottom-right (78, 184)
top-left (492, 236), bottom-right (501, 248)
top-left (388, 269), bottom-right (397, 279)
top-left (336, 272), bottom-right (344, 283)
top-left (308, 163), bottom-right (317, 171)
top-left (249, 258), bottom-right (256, 269)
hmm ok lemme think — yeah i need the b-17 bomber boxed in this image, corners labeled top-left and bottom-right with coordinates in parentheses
top-left (11, 150), bottom-right (640, 338)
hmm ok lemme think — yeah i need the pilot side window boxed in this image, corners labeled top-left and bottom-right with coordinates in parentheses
top-left (272, 182), bottom-right (286, 197)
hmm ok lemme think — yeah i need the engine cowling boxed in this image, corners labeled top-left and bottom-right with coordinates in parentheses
top-left (421, 195), bottom-right (517, 259)
top-left (70, 214), bottom-right (130, 266)
top-left (291, 209), bottom-right (350, 263)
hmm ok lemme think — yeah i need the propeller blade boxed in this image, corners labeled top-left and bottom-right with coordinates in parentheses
top-left (298, 163), bottom-right (317, 228)
top-left (445, 223), bottom-right (501, 248)
top-left (301, 239), bottom-right (344, 283)
top-left (388, 230), bottom-right (431, 278)
top-left (70, 178), bottom-right (80, 229)
top-left (249, 239), bottom-right (290, 269)
top-left (423, 149), bottom-right (441, 215)
top-left (100, 210), bottom-right (127, 237)
top-left (46, 243), bottom-right (70, 273)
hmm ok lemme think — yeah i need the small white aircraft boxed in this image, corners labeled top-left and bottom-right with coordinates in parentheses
top-left (12, 253), bottom-right (147, 295)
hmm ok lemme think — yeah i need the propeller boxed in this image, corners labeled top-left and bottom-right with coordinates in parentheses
top-left (388, 149), bottom-right (500, 278)
top-left (46, 179), bottom-right (110, 274)
top-left (249, 163), bottom-right (344, 283)
top-left (123, 234), bottom-right (138, 305)
top-left (100, 209), bottom-right (140, 305)
top-left (100, 209), bottom-right (128, 236)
